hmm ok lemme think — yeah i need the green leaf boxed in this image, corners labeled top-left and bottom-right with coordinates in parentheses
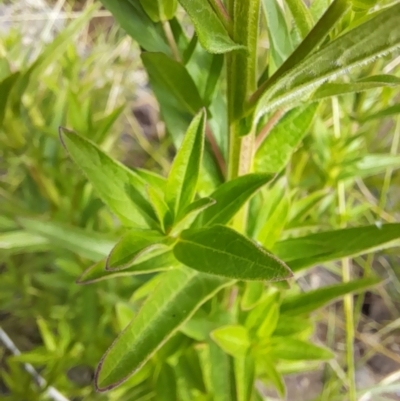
top-left (310, 75), bottom-right (400, 102)
top-left (273, 315), bottom-right (312, 337)
top-left (269, 338), bottom-right (334, 360)
top-left (361, 103), bottom-right (400, 121)
top-left (59, 128), bottom-right (157, 229)
top-left (245, 290), bottom-right (280, 334)
top-left (18, 218), bottom-right (114, 261)
top-left (285, 0), bottom-right (314, 39)
top-left (142, 52), bottom-right (203, 116)
top-left (195, 174), bottom-right (274, 227)
top-left (252, 0), bottom-right (350, 115)
top-left (200, 341), bottom-right (234, 401)
top-left (100, 0), bottom-right (170, 54)
top-left (263, 0), bottom-right (293, 70)
top-left (95, 268), bottom-right (231, 391)
top-left (255, 105), bottom-right (317, 173)
top-left (0, 72), bottom-right (20, 126)
top-left (273, 223), bottom-right (400, 272)
top-left (173, 225), bottom-right (292, 281)
top-left (340, 154), bottom-right (400, 179)
top-left (155, 363), bottom-right (177, 401)
top-left (178, 0), bottom-right (243, 53)
top-left (280, 277), bottom-right (381, 316)
top-left (139, 0), bottom-right (177, 22)
top-left (259, 358), bottom-right (285, 398)
top-left (106, 230), bottom-right (171, 271)
top-left (165, 110), bottom-right (206, 216)
top-left (241, 282), bottom-right (264, 310)
top-left (0, 231), bottom-right (50, 254)
top-left (170, 197), bottom-right (216, 236)
top-left (77, 251), bottom-right (177, 284)
top-left (148, 186), bottom-right (172, 232)
top-left (256, 195), bottom-right (290, 249)
top-left (211, 325), bottom-right (251, 358)
top-left (254, 1), bottom-right (400, 118)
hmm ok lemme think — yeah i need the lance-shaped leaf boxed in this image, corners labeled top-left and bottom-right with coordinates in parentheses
top-left (141, 52), bottom-right (204, 145)
top-left (211, 325), bottom-right (251, 358)
top-left (361, 103), bottom-right (400, 121)
top-left (263, 0), bottom-right (293, 70)
top-left (106, 230), bottom-right (172, 271)
top-left (255, 105), bottom-right (317, 173)
top-left (165, 110), bottom-right (206, 217)
top-left (173, 225), bottom-right (292, 281)
top-left (273, 223), bottom-right (400, 272)
top-left (100, 0), bottom-right (170, 54)
top-left (280, 277), bottom-right (381, 316)
top-left (269, 338), bottom-right (334, 360)
top-left (194, 174), bottom-right (274, 227)
top-left (285, 0), bottom-right (314, 39)
top-left (253, 2), bottom-right (400, 118)
top-left (170, 197), bottom-right (216, 236)
top-left (199, 341), bottom-right (234, 401)
top-left (77, 251), bottom-right (177, 285)
top-left (252, 0), bottom-right (350, 110)
top-left (18, 218), bottom-right (114, 261)
top-left (0, 72), bottom-right (20, 126)
top-left (139, 0), bottom-right (177, 22)
top-left (59, 128), bottom-right (157, 229)
top-left (310, 75), bottom-right (400, 102)
top-left (95, 267), bottom-right (232, 391)
top-left (178, 0), bottom-right (242, 54)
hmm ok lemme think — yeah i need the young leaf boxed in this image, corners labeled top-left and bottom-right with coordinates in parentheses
top-left (200, 341), bottom-right (234, 401)
top-left (256, 195), bottom-right (290, 249)
top-left (273, 315), bottom-right (312, 337)
top-left (148, 186), bottom-right (171, 232)
top-left (253, 0), bottom-right (350, 110)
top-left (285, 0), bottom-right (314, 39)
top-left (0, 231), bottom-right (50, 254)
top-left (280, 277), bottom-right (381, 316)
top-left (0, 72), bottom-right (20, 126)
top-left (211, 325), bottom-right (251, 358)
top-left (77, 251), bottom-right (177, 285)
top-left (170, 197), bottom-right (216, 236)
top-left (141, 52), bottom-right (204, 117)
top-left (106, 231), bottom-right (171, 271)
top-left (273, 223), bottom-right (400, 272)
top-left (59, 128), bottom-right (157, 229)
top-left (139, 0), bottom-right (177, 22)
top-left (260, 358), bottom-right (285, 398)
top-left (310, 75), bottom-right (400, 102)
top-left (253, 2), bottom-right (400, 118)
top-left (263, 0), bottom-right (293, 70)
top-left (95, 268), bottom-right (231, 391)
top-left (18, 218), bottom-right (114, 261)
top-left (361, 103), bottom-right (400, 121)
top-left (255, 105), bottom-right (317, 173)
top-left (165, 110), bottom-right (206, 216)
top-left (178, 0), bottom-right (242, 53)
top-left (100, 0), bottom-right (170, 54)
top-left (155, 363), bottom-right (177, 401)
top-left (241, 282), bottom-right (264, 310)
top-left (173, 225), bottom-right (292, 281)
top-left (194, 174), bottom-right (274, 227)
top-left (269, 338), bottom-right (334, 360)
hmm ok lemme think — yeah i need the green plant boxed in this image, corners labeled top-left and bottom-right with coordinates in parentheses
top-left (3, 0), bottom-right (400, 400)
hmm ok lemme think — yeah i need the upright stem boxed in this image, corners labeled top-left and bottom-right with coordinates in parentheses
top-left (332, 97), bottom-right (356, 401)
top-left (226, 0), bottom-right (260, 181)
